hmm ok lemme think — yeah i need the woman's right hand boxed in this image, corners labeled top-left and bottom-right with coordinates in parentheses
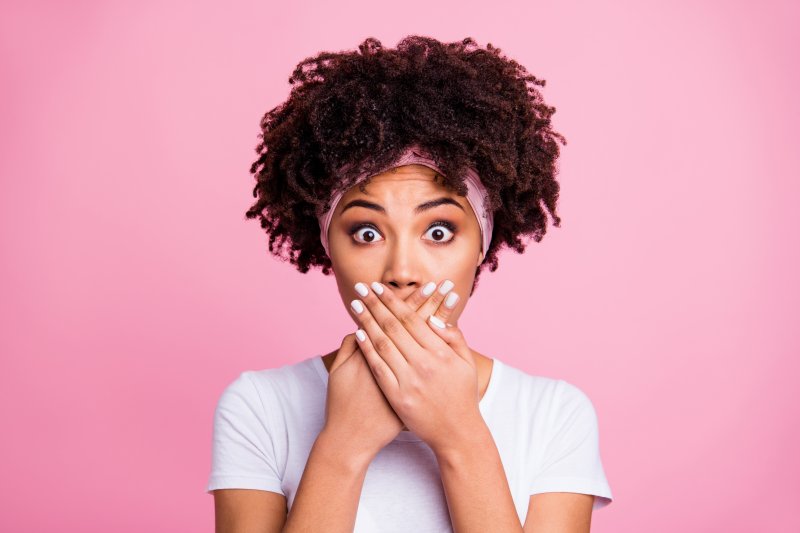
top-left (322, 333), bottom-right (404, 459)
top-left (322, 280), bottom-right (461, 458)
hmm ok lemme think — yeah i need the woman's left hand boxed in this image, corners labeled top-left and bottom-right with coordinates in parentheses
top-left (349, 280), bottom-right (483, 454)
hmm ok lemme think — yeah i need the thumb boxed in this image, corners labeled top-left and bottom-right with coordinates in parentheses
top-left (330, 333), bottom-right (359, 373)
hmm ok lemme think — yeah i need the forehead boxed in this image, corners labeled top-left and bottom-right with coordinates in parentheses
top-left (342, 164), bottom-right (452, 199)
top-left (331, 163), bottom-right (479, 228)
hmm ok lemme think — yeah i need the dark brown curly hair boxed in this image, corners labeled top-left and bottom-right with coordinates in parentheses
top-left (245, 35), bottom-right (566, 292)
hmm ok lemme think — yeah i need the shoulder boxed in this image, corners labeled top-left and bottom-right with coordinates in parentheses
top-left (213, 356), bottom-right (323, 418)
top-left (219, 356), bottom-right (321, 395)
top-left (493, 360), bottom-right (599, 425)
top-left (552, 379), bottom-right (598, 417)
top-left (492, 360), bottom-right (584, 398)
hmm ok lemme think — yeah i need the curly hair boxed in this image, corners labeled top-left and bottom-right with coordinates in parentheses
top-left (245, 35), bottom-right (566, 292)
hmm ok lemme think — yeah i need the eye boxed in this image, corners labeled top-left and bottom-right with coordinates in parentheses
top-left (350, 224), bottom-right (384, 244)
top-left (348, 221), bottom-right (457, 245)
top-left (423, 221), bottom-right (456, 244)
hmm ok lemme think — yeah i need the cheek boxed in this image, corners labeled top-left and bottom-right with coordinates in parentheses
top-left (332, 258), bottom-right (378, 300)
top-left (456, 273), bottom-right (477, 301)
top-left (433, 263), bottom-right (476, 302)
top-left (334, 268), bottom-right (357, 298)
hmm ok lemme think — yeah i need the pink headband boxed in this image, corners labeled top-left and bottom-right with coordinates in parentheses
top-left (318, 145), bottom-right (494, 261)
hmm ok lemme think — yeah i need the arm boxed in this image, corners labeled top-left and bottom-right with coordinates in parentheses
top-left (523, 493), bottom-right (593, 533)
top-left (434, 420), bottom-right (594, 533)
top-left (523, 380), bottom-right (612, 531)
top-left (281, 429), bottom-right (375, 532)
top-left (208, 328), bottom-right (403, 532)
top-left (211, 425), bottom-right (593, 533)
top-left (434, 420), bottom-right (523, 533)
top-left (208, 371), bottom-right (290, 533)
top-left (436, 422), bottom-right (594, 533)
top-left (213, 489), bottom-right (287, 533)
top-left (212, 429), bottom-right (376, 533)
top-left (348, 284), bottom-right (596, 531)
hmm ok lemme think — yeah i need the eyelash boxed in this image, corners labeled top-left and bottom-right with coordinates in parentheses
top-left (348, 220), bottom-right (458, 246)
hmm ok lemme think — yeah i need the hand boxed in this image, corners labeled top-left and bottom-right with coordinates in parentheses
top-left (348, 280), bottom-right (481, 454)
top-left (323, 282), bottom-right (461, 457)
top-left (322, 333), bottom-right (403, 459)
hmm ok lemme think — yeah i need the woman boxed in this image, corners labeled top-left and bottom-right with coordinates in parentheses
top-left (207, 35), bottom-right (613, 532)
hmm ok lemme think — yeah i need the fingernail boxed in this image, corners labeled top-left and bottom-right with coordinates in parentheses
top-left (351, 300), bottom-right (364, 314)
top-left (438, 280), bottom-right (454, 295)
top-left (370, 282), bottom-right (384, 295)
top-left (355, 329), bottom-right (366, 342)
top-left (422, 281), bottom-right (436, 296)
top-left (444, 292), bottom-right (459, 309)
top-left (354, 282), bottom-right (369, 297)
top-left (429, 315), bottom-right (446, 329)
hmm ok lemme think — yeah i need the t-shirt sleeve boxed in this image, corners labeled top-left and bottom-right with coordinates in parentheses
top-left (529, 380), bottom-right (613, 510)
top-left (206, 371), bottom-right (285, 495)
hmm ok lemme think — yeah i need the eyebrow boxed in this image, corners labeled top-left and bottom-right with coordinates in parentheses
top-left (340, 196), bottom-right (465, 215)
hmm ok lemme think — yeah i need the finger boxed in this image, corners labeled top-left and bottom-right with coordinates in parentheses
top-left (425, 317), bottom-right (474, 365)
top-left (350, 295), bottom-right (411, 382)
top-left (413, 279), bottom-right (455, 319)
top-left (329, 333), bottom-right (359, 373)
top-left (368, 281), bottom-right (448, 355)
top-left (354, 282), bottom-right (428, 361)
top-left (432, 289), bottom-right (460, 325)
top-left (354, 328), bottom-right (400, 398)
top-left (404, 280), bottom-right (438, 311)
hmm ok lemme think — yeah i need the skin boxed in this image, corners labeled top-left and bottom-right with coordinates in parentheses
top-left (322, 164), bottom-right (495, 404)
top-left (213, 164), bottom-right (594, 532)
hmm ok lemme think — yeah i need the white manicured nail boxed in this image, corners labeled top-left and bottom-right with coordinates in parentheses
top-left (444, 292), bottom-right (459, 309)
top-left (422, 281), bottom-right (436, 296)
top-left (429, 315), bottom-right (446, 329)
top-left (438, 280), bottom-right (454, 295)
top-left (371, 282), bottom-right (384, 295)
top-left (351, 300), bottom-right (364, 314)
top-left (355, 329), bottom-right (366, 342)
top-left (354, 282), bottom-right (369, 297)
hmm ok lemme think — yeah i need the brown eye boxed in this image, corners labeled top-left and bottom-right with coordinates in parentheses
top-left (423, 223), bottom-right (455, 243)
top-left (352, 225), bottom-right (384, 244)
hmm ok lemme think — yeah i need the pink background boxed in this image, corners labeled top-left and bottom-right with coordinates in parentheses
top-left (2, 1), bottom-right (798, 531)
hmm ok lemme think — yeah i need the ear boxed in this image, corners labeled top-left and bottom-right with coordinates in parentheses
top-left (476, 250), bottom-right (484, 267)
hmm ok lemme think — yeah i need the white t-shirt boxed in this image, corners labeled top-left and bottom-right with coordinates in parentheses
top-left (207, 355), bottom-right (613, 530)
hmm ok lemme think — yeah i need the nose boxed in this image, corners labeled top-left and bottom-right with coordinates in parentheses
top-left (382, 233), bottom-right (423, 291)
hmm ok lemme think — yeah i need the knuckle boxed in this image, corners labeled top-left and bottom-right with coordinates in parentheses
top-left (374, 335), bottom-right (393, 353)
top-left (380, 317), bottom-right (402, 336)
top-left (433, 347), bottom-right (450, 359)
top-left (407, 290), bottom-right (425, 304)
top-left (398, 395), bottom-right (416, 413)
top-left (369, 361), bottom-right (385, 378)
top-left (408, 375), bottom-right (424, 393)
top-left (398, 309), bottom-right (417, 329)
top-left (415, 361), bottom-right (433, 378)
top-left (429, 291), bottom-right (445, 305)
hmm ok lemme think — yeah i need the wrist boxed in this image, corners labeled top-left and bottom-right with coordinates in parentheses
top-left (431, 416), bottom-right (493, 465)
top-left (316, 427), bottom-right (379, 472)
